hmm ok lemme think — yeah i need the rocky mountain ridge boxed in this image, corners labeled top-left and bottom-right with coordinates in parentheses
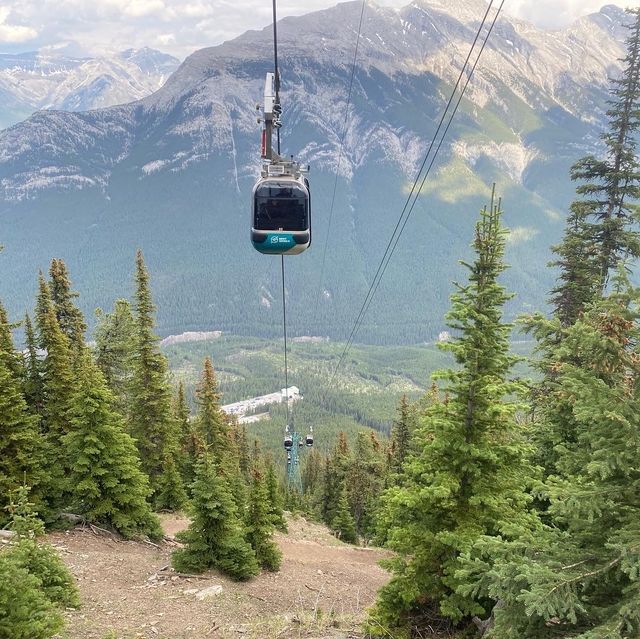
top-left (0, 47), bottom-right (180, 128)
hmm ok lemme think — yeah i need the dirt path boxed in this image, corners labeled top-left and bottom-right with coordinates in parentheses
top-left (51, 515), bottom-right (391, 639)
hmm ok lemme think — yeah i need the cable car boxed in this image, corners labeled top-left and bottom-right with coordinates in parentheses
top-left (252, 72), bottom-right (310, 255)
top-left (305, 433), bottom-right (314, 447)
top-left (284, 434), bottom-right (293, 451)
top-left (252, 171), bottom-right (310, 255)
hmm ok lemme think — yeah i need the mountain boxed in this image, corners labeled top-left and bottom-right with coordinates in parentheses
top-left (0, 47), bottom-right (180, 128)
top-left (0, 1), bottom-right (630, 344)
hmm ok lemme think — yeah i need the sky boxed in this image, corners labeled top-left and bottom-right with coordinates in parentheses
top-left (1, 0), bottom-right (640, 59)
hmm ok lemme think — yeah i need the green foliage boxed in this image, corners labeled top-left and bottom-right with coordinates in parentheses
top-left (172, 454), bottom-right (259, 580)
top-left (48, 258), bottom-right (86, 350)
top-left (551, 9), bottom-right (640, 321)
top-left (64, 350), bottom-right (163, 540)
top-left (0, 305), bottom-right (40, 525)
top-left (22, 313), bottom-right (43, 415)
top-left (0, 486), bottom-right (79, 639)
top-left (460, 285), bottom-right (640, 638)
top-left (266, 460), bottom-right (288, 533)
top-left (332, 482), bottom-right (357, 545)
top-left (0, 555), bottom-right (63, 639)
top-left (246, 468), bottom-right (282, 571)
top-left (346, 431), bottom-right (385, 541)
top-left (368, 194), bottom-right (535, 636)
top-left (154, 450), bottom-right (188, 512)
top-left (193, 357), bottom-right (228, 459)
top-left (129, 250), bottom-right (177, 492)
top-left (94, 298), bottom-right (136, 415)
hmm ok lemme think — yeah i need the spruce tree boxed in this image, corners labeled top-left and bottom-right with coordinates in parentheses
top-left (347, 431), bottom-right (384, 541)
top-left (173, 381), bottom-right (199, 489)
top-left (332, 481), bottom-right (357, 544)
top-left (193, 357), bottom-right (228, 458)
top-left (0, 304), bottom-right (40, 525)
top-left (551, 9), bottom-right (640, 321)
top-left (154, 450), bottom-right (188, 513)
top-left (389, 395), bottom-right (412, 478)
top-left (63, 350), bottom-right (163, 540)
top-left (0, 486), bottom-right (79, 639)
top-left (266, 460), bottom-right (288, 533)
top-left (246, 468), bottom-right (282, 571)
top-left (94, 298), bottom-right (136, 415)
top-left (23, 313), bottom-right (44, 415)
top-left (48, 258), bottom-right (86, 349)
top-left (36, 279), bottom-right (76, 514)
top-left (129, 250), bottom-right (177, 493)
top-left (172, 454), bottom-right (259, 580)
top-left (368, 194), bottom-right (534, 635)
top-left (460, 281), bottom-right (640, 638)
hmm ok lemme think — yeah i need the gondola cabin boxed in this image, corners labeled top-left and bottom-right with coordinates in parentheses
top-left (252, 168), bottom-right (310, 255)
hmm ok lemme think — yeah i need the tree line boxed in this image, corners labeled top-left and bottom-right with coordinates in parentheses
top-left (0, 250), bottom-right (286, 638)
top-left (363, 9), bottom-right (640, 638)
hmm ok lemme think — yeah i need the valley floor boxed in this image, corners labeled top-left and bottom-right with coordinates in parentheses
top-left (50, 514), bottom-right (391, 639)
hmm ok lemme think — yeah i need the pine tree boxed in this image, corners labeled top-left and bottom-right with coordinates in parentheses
top-left (347, 431), bottom-right (385, 541)
top-left (172, 454), bottom-right (259, 580)
top-left (173, 381), bottom-right (200, 490)
top-left (63, 350), bottom-right (163, 540)
top-left (94, 298), bottom-right (136, 415)
top-left (460, 281), bottom-right (640, 638)
top-left (36, 279), bottom-right (76, 514)
top-left (246, 468), bottom-right (282, 571)
top-left (23, 313), bottom-right (44, 415)
top-left (332, 481), bottom-right (357, 544)
top-left (0, 486), bottom-right (79, 639)
top-left (129, 250), bottom-right (176, 493)
top-left (193, 357), bottom-right (228, 459)
top-left (389, 395), bottom-right (412, 477)
top-left (265, 460), bottom-right (288, 533)
top-left (48, 258), bottom-right (86, 349)
top-left (0, 304), bottom-right (40, 525)
top-left (368, 193), bottom-right (534, 635)
top-left (154, 450), bottom-right (188, 513)
top-left (551, 9), bottom-right (640, 321)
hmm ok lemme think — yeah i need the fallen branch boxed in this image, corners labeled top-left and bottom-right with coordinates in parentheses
top-left (157, 569), bottom-right (211, 580)
top-left (89, 523), bottom-right (120, 540)
top-left (304, 584), bottom-right (320, 592)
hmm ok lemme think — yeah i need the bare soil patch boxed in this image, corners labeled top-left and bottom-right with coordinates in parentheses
top-left (51, 514), bottom-right (391, 639)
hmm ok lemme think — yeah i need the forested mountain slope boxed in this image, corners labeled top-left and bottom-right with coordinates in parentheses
top-left (0, 1), bottom-right (629, 343)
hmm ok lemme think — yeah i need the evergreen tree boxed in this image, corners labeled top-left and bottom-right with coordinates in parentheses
top-left (368, 194), bottom-right (534, 635)
top-left (94, 299), bottom-right (136, 415)
top-left (0, 486), bottom-right (79, 639)
top-left (63, 350), bottom-right (163, 540)
top-left (23, 313), bottom-right (43, 415)
top-left (551, 9), bottom-right (640, 321)
top-left (172, 454), bottom-right (259, 580)
top-left (193, 357), bottom-right (228, 458)
top-left (154, 450), bottom-right (188, 513)
top-left (36, 279), bottom-right (76, 514)
top-left (347, 431), bottom-right (385, 541)
top-left (388, 395), bottom-right (412, 478)
top-left (265, 459), bottom-right (288, 533)
top-left (332, 481), bottom-right (357, 544)
top-left (0, 305), bottom-right (40, 525)
top-left (173, 381), bottom-right (200, 490)
top-left (321, 432), bottom-right (351, 526)
top-left (129, 250), bottom-right (176, 492)
top-left (48, 258), bottom-right (86, 349)
top-left (246, 468), bottom-right (282, 571)
top-left (460, 282), bottom-right (640, 638)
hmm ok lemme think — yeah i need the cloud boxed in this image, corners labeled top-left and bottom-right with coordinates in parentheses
top-left (1, 0), bottom-right (640, 59)
top-left (0, 6), bottom-right (38, 43)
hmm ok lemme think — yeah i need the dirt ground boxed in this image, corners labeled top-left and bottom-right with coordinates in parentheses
top-left (50, 514), bottom-right (391, 639)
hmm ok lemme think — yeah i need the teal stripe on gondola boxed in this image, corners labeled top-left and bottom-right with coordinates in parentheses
top-left (253, 232), bottom-right (297, 253)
